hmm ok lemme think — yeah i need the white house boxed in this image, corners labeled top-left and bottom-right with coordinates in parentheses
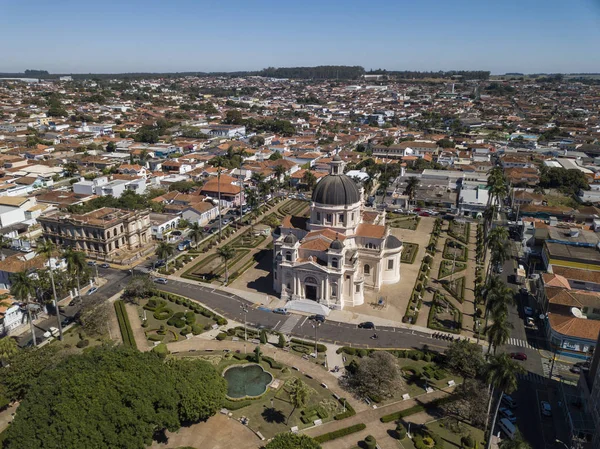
top-left (181, 202), bottom-right (219, 226)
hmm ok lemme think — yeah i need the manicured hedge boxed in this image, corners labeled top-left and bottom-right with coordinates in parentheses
top-left (262, 356), bottom-right (282, 370)
top-left (333, 397), bottom-right (355, 420)
top-left (380, 396), bottom-right (457, 423)
top-left (222, 398), bottom-right (254, 410)
top-left (155, 291), bottom-right (228, 326)
top-left (114, 300), bottom-right (137, 349)
top-left (290, 338), bottom-right (327, 353)
top-left (314, 423), bottom-right (367, 443)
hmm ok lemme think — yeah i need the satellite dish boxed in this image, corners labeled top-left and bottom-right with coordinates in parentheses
top-left (571, 307), bottom-right (584, 318)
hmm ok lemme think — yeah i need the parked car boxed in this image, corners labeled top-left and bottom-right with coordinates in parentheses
top-left (87, 287), bottom-right (98, 295)
top-left (87, 261), bottom-right (96, 266)
top-left (500, 407), bottom-right (517, 423)
top-left (419, 212), bottom-right (430, 217)
top-left (540, 401), bottom-right (552, 416)
top-left (358, 321), bottom-right (375, 329)
top-left (154, 278), bottom-right (168, 285)
top-left (48, 327), bottom-right (59, 337)
top-left (310, 314), bottom-right (325, 323)
top-left (273, 308), bottom-right (289, 315)
top-left (523, 306), bottom-right (534, 316)
top-left (99, 263), bottom-right (110, 269)
top-left (510, 352), bottom-right (527, 361)
top-left (525, 317), bottom-right (536, 328)
top-left (502, 394), bottom-right (517, 408)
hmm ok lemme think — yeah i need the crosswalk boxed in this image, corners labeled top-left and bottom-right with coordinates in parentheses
top-left (506, 337), bottom-right (536, 350)
top-left (278, 315), bottom-right (301, 334)
top-left (517, 371), bottom-right (546, 385)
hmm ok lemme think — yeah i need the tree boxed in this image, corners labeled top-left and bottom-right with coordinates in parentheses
top-left (63, 248), bottom-right (87, 300)
top-left (78, 293), bottom-right (111, 337)
top-left (188, 222), bottom-right (203, 248)
top-left (254, 345), bottom-right (262, 363)
top-left (278, 333), bottom-right (286, 348)
top-left (403, 177), bottom-right (420, 208)
top-left (265, 433), bottom-right (321, 449)
top-left (0, 337), bottom-right (19, 365)
top-left (0, 345), bottom-right (62, 402)
top-left (485, 354), bottom-right (525, 449)
top-left (443, 378), bottom-right (490, 428)
top-left (106, 141), bottom-right (117, 152)
top-left (444, 339), bottom-right (485, 379)
top-left (36, 238), bottom-right (62, 340)
top-left (10, 271), bottom-right (38, 346)
top-left (486, 313), bottom-right (513, 355)
top-left (288, 378), bottom-right (311, 423)
top-left (346, 351), bottom-right (403, 398)
top-left (302, 170), bottom-right (317, 190)
top-left (155, 241), bottom-right (176, 268)
top-left (437, 138), bottom-right (455, 148)
top-left (63, 161), bottom-right (79, 177)
top-left (3, 346), bottom-right (226, 449)
top-left (249, 135), bottom-right (265, 148)
top-left (168, 181), bottom-right (197, 193)
top-left (122, 276), bottom-right (156, 303)
top-left (217, 245), bottom-right (235, 285)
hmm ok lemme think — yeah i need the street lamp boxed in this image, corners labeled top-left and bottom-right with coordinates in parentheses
top-left (310, 321), bottom-right (321, 358)
top-left (240, 304), bottom-right (249, 354)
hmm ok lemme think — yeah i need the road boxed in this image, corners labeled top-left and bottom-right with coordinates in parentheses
top-left (157, 278), bottom-right (454, 352)
top-left (17, 267), bottom-right (130, 347)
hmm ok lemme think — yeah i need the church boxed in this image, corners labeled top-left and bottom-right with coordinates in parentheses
top-left (273, 155), bottom-right (403, 310)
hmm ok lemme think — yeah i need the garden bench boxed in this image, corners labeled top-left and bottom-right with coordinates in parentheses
top-left (448, 380), bottom-right (456, 387)
top-left (402, 393), bottom-right (410, 401)
top-left (290, 426), bottom-right (299, 433)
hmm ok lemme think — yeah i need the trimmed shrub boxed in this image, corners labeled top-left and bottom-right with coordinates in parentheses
top-left (114, 300), bottom-right (136, 349)
top-left (153, 308), bottom-right (173, 320)
top-left (262, 356), bottom-right (282, 370)
top-left (462, 435), bottom-right (474, 448)
top-left (290, 338), bottom-right (326, 353)
top-left (148, 334), bottom-right (164, 342)
top-left (152, 343), bottom-right (169, 359)
top-left (184, 311), bottom-right (196, 324)
top-left (314, 423), bottom-right (366, 444)
top-left (396, 423), bottom-right (407, 440)
top-left (216, 332), bottom-right (227, 341)
top-left (357, 348), bottom-right (368, 358)
top-left (292, 345), bottom-right (310, 354)
top-left (259, 329), bottom-right (267, 344)
top-left (191, 324), bottom-right (203, 335)
top-left (364, 435), bottom-right (377, 449)
top-left (76, 339), bottom-right (89, 348)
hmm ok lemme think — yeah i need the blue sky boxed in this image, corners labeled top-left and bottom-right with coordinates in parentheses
top-left (1, 0), bottom-right (599, 74)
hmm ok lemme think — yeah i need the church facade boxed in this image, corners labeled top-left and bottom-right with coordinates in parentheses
top-left (273, 156), bottom-right (403, 310)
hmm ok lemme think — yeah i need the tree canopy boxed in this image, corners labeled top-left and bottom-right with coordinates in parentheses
top-left (4, 346), bottom-right (226, 449)
top-left (444, 339), bottom-right (485, 379)
top-left (345, 351), bottom-right (403, 398)
top-left (539, 166), bottom-right (589, 194)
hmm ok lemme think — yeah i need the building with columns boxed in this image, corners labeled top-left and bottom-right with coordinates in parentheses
top-left (273, 156), bottom-right (403, 311)
top-left (39, 207), bottom-right (152, 262)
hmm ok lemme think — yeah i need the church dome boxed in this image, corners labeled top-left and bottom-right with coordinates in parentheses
top-left (312, 174), bottom-right (360, 206)
top-left (283, 233), bottom-right (298, 245)
top-left (329, 237), bottom-right (344, 250)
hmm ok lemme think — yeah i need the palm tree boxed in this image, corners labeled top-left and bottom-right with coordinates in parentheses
top-left (485, 313), bottom-right (513, 355)
top-left (287, 378), bottom-right (311, 424)
top-left (10, 271), bottom-right (38, 346)
top-left (36, 239), bottom-right (63, 340)
top-left (63, 248), bottom-right (87, 300)
top-left (403, 177), bottom-right (420, 210)
top-left (155, 241), bottom-right (175, 269)
top-left (273, 165), bottom-right (287, 189)
top-left (302, 170), bottom-right (317, 191)
top-left (188, 223), bottom-right (203, 248)
top-left (499, 433), bottom-right (531, 449)
top-left (485, 354), bottom-right (525, 449)
top-left (217, 245), bottom-right (235, 285)
top-left (251, 172), bottom-right (266, 202)
top-left (487, 227), bottom-right (509, 275)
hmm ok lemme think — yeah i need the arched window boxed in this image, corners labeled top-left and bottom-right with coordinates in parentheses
top-left (305, 276), bottom-right (318, 285)
top-left (331, 258), bottom-right (338, 268)
top-left (106, 230), bottom-right (111, 238)
top-left (364, 264), bottom-right (370, 275)
top-left (331, 283), bottom-right (338, 298)
top-left (286, 252), bottom-right (292, 261)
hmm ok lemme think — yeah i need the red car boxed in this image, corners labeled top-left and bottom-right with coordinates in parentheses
top-left (419, 212), bottom-right (430, 217)
top-left (510, 352), bottom-right (527, 361)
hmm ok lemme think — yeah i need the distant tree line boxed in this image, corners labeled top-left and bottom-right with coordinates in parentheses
top-left (366, 69), bottom-right (490, 80)
top-left (257, 65), bottom-right (365, 79)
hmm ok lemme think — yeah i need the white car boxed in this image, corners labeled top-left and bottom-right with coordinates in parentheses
top-left (540, 401), bottom-right (552, 416)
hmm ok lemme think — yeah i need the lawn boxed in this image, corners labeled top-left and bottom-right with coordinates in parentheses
top-left (228, 229), bottom-right (267, 249)
top-left (442, 239), bottom-right (468, 262)
top-left (278, 199), bottom-right (310, 217)
top-left (139, 296), bottom-right (217, 345)
top-left (447, 220), bottom-right (470, 244)
top-left (399, 418), bottom-right (484, 449)
top-left (427, 293), bottom-right (462, 334)
top-left (401, 242), bottom-right (419, 264)
top-left (438, 260), bottom-right (466, 279)
top-left (183, 248), bottom-right (251, 282)
top-left (388, 215), bottom-right (421, 230)
top-left (174, 350), bottom-right (344, 439)
top-left (441, 277), bottom-right (466, 303)
top-left (338, 348), bottom-right (463, 405)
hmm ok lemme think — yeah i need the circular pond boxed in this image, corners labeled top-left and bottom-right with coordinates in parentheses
top-left (223, 364), bottom-right (273, 399)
